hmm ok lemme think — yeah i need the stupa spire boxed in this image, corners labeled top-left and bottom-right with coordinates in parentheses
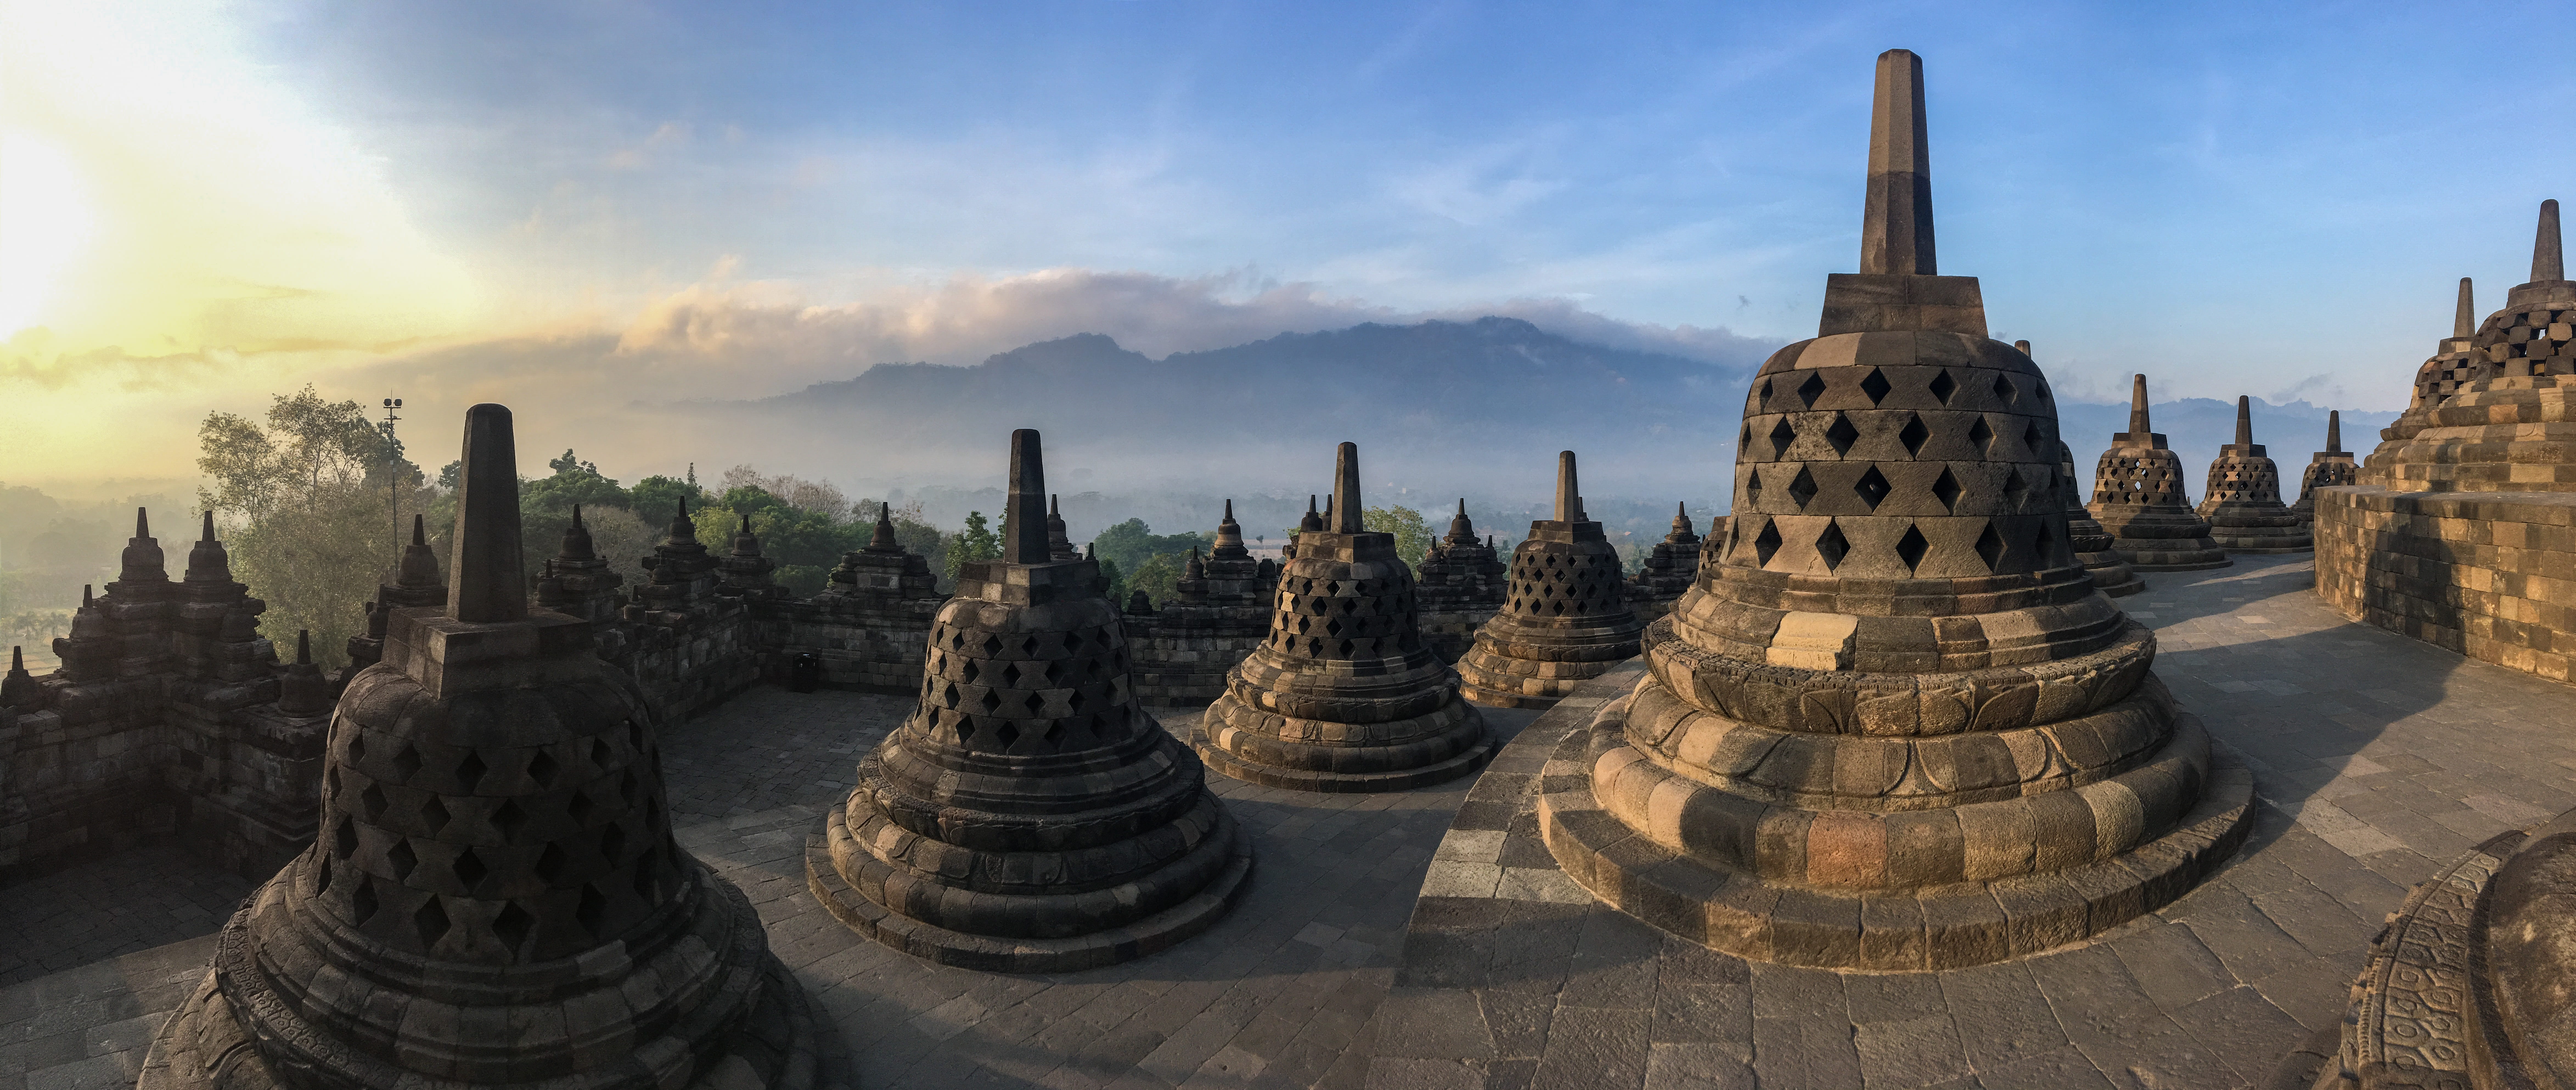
top-left (184, 510), bottom-right (234, 584)
top-left (555, 504), bottom-right (597, 562)
top-left (1859, 48), bottom-right (1935, 276)
top-left (396, 513), bottom-right (440, 588)
top-left (1332, 443), bottom-right (1362, 534)
top-left (1553, 451), bottom-right (1585, 522)
top-left (445, 403), bottom-right (526, 623)
top-left (2130, 374), bottom-right (2152, 434)
top-left (1300, 495), bottom-right (1322, 532)
top-left (2328, 411), bottom-right (2343, 454)
top-left (2536, 199), bottom-right (2564, 282)
top-left (2456, 277), bottom-right (2477, 339)
top-left (2235, 396), bottom-right (2254, 448)
top-left (1003, 428), bottom-right (1050, 564)
top-left (869, 501), bottom-right (899, 551)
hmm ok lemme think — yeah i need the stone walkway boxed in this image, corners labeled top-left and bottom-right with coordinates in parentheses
top-left (1368, 554), bottom-right (2576, 1089)
top-left (7, 554), bottom-right (2576, 1088)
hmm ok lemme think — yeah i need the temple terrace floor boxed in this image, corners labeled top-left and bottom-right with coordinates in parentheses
top-left (9, 554), bottom-right (2576, 1089)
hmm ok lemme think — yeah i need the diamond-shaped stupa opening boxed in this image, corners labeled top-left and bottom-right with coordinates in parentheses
top-left (1797, 372), bottom-right (1827, 408)
top-left (1860, 368), bottom-right (1892, 404)
top-left (1815, 521), bottom-right (1850, 570)
top-left (1895, 524), bottom-right (1930, 572)
top-left (1854, 467), bottom-right (1892, 510)
top-left (1899, 414), bottom-right (1930, 455)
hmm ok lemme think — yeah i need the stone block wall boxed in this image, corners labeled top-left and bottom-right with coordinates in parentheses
top-left (771, 592), bottom-right (940, 693)
top-left (1123, 606), bottom-right (1267, 705)
top-left (622, 598), bottom-right (763, 723)
top-left (1418, 604), bottom-right (1501, 664)
top-left (2315, 485), bottom-right (2576, 683)
top-left (0, 677), bottom-right (177, 883)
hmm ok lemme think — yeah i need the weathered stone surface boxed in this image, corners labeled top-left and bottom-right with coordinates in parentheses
top-left (2090, 374), bottom-right (2233, 571)
top-left (1416, 501), bottom-right (1509, 663)
top-left (1458, 452), bottom-right (1647, 709)
top-left (2292, 411), bottom-right (2358, 526)
top-left (1197, 443), bottom-right (1494, 792)
top-left (1537, 48), bottom-right (2248, 971)
top-left (1125, 501), bottom-right (1276, 704)
top-left (771, 504), bottom-right (946, 693)
top-left (2199, 397), bottom-right (2313, 554)
top-left (808, 429), bottom-right (1250, 970)
top-left (2318, 200), bottom-right (2576, 687)
top-left (1626, 503), bottom-right (1716, 623)
top-left (139, 403), bottom-right (832, 1090)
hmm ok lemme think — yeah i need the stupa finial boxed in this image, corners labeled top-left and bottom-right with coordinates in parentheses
top-left (1003, 428), bottom-right (1051, 564)
top-left (2536, 199), bottom-right (2564, 282)
top-left (1554, 451), bottom-right (1585, 522)
top-left (2235, 396), bottom-right (2253, 448)
top-left (446, 403), bottom-right (527, 623)
top-left (869, 501), bottom-right (899, 551)
top-left (2129, 374), bottom-right (2152, 434)
top-left (2327, 410), bottom-right (2343, 454)
top-left (1332, 442), bottom-right (1362, 533)
top-left (136, 507), bottom-right (150, 539)
top-left (1301, 495), bottom-right (1322, 533)
top-left (2456, 277), bottom-right (2477, 339)
top-left (1860, 48), bottom-right (1935, 277)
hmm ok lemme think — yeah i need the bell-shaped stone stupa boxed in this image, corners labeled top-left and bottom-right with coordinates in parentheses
top-left (1537, 48), bottom-right (2252, 970)
top-left (2024, 341), bottom-right (2143, 597)
top-left (141, 404), bottom-right (832, 1090)
top-left (2361, 278), bottom-right (2482, 487)
top-left (806, 429), bottom-right (1250, 970)
top-left (1196, 442), bottom-right (1494, 791)
top-left (2374, 201), bottom-right (2576, 492)
top-left (1457, 452), bottom-right (1648, 708)
top-left (2087, 375), bottom-right (2232, 571)
top-left (1414, 499), bottom-right (1509, 662)
top-left (1626, 502), bottom-right (1709, 621)
top-left (2291, 411), bottom-right (2358, 525)
top-left (1124, 500), bottom-right (1278, 704)
top-left (2196, 396), bottom-right (2311, 552)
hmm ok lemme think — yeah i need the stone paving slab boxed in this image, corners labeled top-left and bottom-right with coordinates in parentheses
top-left (0, 694), bottom-right (1542, 1090)
top-left (1361, 555), bottom-right (2576, 1089)
top-left (10, 555), bottom-right (2576, 1088)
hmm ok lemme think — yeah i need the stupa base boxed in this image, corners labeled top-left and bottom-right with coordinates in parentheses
top-left (804, 803), bottom-right (1252, 974)
top-left (2077, 550), bottom-right (2146, 597)
top-left (1536, 698), bottom-right (2254, 971)
top-left (1456, 646), bottom-right (1633, 710)
top-left (141, 875), bottom-right (838, 1090)
top-left (2111, 540), bottom-right (2234, 571)
top-left (1191, 721), bottom-right (1492, 793)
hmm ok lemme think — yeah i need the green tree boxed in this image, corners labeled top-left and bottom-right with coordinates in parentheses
top-left (628, 475), bottom-right (703, 526)
top-left (1124, 552), bottom-right (1186, 608)
top-left (1089, 518), bottom-right (1213, 574)
top-left (944, 511), bottom-right (1002, 582)
top-left (1363, 505), bottom-right (1433, 574)
top-left (196, 387), bottom-right (430, 669)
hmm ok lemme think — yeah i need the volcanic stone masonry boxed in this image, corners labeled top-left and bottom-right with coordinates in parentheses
top-left (2088, 374), bottom-right (2233, 571)
top-left (0, 509), bottom-right (338, 886)
top-left (1626, 502), bottom-right (1715, 623)
top-left (774, 503), bottom-right (947, 692)
top-left (2319, 199), bottom-right (2576, 683)
top-left (2022, 340), bottom-right (2143, 598)
top-left (2292, 410), bottom-right (2358, 525)
top-left (627, 497), bottom-right (763, 720)
top-left (1413, 499), bottom-right (1508, 663)
top-left (1123, 500), bottom-right (1279, 704)
top-left (806, 428), bottom-right (1250, 970)
top-left (2197, 395), bottom-right (2313, 553)
top-left (1195, 442), bottom-right (1495, 792)
top-left (341, 514), bottom-right (449, 686)
top-left (1456, 451), bottom-right (1648, 709)
top-left (2303, 794), bottom-right (2576, 1087)
top-left (139, 403), bottom-right (832, 1090)
top-left (1536, 48), bottom-right (2253, 970)
top-left (2361, 276), bottom-right (2482, 488)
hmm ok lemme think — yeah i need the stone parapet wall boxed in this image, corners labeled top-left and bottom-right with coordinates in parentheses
top-left (2315, 485), bottom-right (2576, 683)
top-left (0, 677), bottom-right (176, 883)
top-left (1124, 606), bottom-right (1267, 705)
top-left (1418, 604), bottom-right (1500, 664)
top-left (773, 591), bottom-right (941, 693)
top-left (621, 597), bottom-right (762, 722)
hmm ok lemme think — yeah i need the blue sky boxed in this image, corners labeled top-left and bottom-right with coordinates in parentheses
top-left (7, 0), bottom-right (2573, 482)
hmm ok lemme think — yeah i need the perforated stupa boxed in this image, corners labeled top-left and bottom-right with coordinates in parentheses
top-left (1535, 48), bottom-right (2252, 970)
top-left (1456, 451), bottom-right (1647, 708)
top-left (2087, 375), bottom-right (2231, 571)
